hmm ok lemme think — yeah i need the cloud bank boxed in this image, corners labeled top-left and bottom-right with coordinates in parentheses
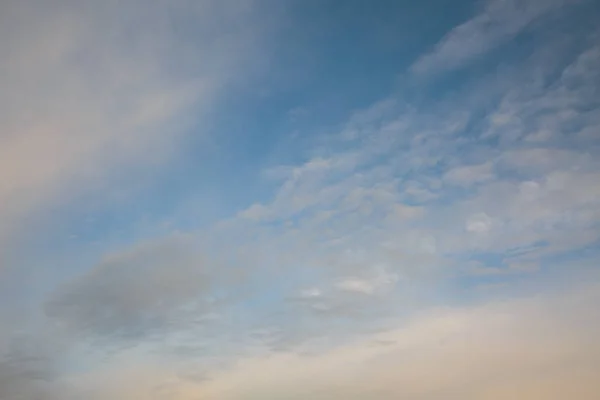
top-left (56, 279), bottom-right (600, 399)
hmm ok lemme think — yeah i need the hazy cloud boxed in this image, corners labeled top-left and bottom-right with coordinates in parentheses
top-left (180, 281), bottom-right (600, 400)
top-left (1, 1), bottom-right (599, 399)
top-left (45, 235), bottom-right (219, 340)
top-left (0, 0), bottom-right (269, 253)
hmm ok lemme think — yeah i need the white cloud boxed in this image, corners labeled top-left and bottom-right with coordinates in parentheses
top-left (239, 203), bottom-right (270, 221)
top-left (444, 161), bottom-right (494, 186)
top-left (335, 278), bottom-right (376, 294)
top-left (0, 2), bottom-right (278, 392)
top-left (0, 0), bottom-right (270, 255)
top-left (225, 31), bottom-right (600, 292)
top-left (334, 268), bottom-right (399, 295)
top-left (2, 5), bottom-right (599, 399)
top-left (411, 0), bottom-right (580, 75)
top-left (299, 288), bottom-right (322, 298)
top-left (466, 212), bottom-right (494, 233)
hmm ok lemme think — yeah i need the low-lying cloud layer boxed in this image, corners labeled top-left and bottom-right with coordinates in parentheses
top-left (55, 278), bottom-right (600, 399)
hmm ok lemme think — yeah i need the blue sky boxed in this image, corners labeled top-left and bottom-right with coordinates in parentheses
top-left (1, 0), bottom-right (600, 398)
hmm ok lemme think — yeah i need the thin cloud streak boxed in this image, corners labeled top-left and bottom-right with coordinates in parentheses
top-left (411, 0), bottom-right (584, 75)
top-left (0, 0), bottom-right (269, 254)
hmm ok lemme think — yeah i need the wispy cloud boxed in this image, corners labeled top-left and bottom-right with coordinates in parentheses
top-left (411, 0), bottom-right (583, 75)
top-left (31, 29), bottom-right (600, 397)
top-left (1, 0), bottom-right (600, 398)
top-left (231, 33), bottom-right (600, 284)
top-left (0, 0), bottom-right (269, 254)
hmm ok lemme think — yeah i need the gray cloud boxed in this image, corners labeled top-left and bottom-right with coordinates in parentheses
top-left (0, 333), bottom-right (66, 400)
top-left (45, 235), bottom-right (220, 341)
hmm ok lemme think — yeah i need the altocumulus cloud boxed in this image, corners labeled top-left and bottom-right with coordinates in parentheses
top-left (1, 0), bottom-right (600, 399)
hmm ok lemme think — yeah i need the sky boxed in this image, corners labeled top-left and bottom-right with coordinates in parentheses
top-left (1, 0), bottom-right (600, 398)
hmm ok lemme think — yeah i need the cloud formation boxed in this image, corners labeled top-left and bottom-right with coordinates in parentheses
top-left (57, 279), bottom-right (600, 399)
top-left (0, 0), bottom-right (267, 254)
top-left (412, 0), bottom-right (583, 75)
top-left (45, 235), bottom-right (218, 340)
top-left (1, 0), bottom-right (599, 399)
top-left (233, 32), bottom-right (600, 288)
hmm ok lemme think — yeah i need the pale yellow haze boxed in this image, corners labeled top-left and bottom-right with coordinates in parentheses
top-left (74, 282), bottom-right (600, 400)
